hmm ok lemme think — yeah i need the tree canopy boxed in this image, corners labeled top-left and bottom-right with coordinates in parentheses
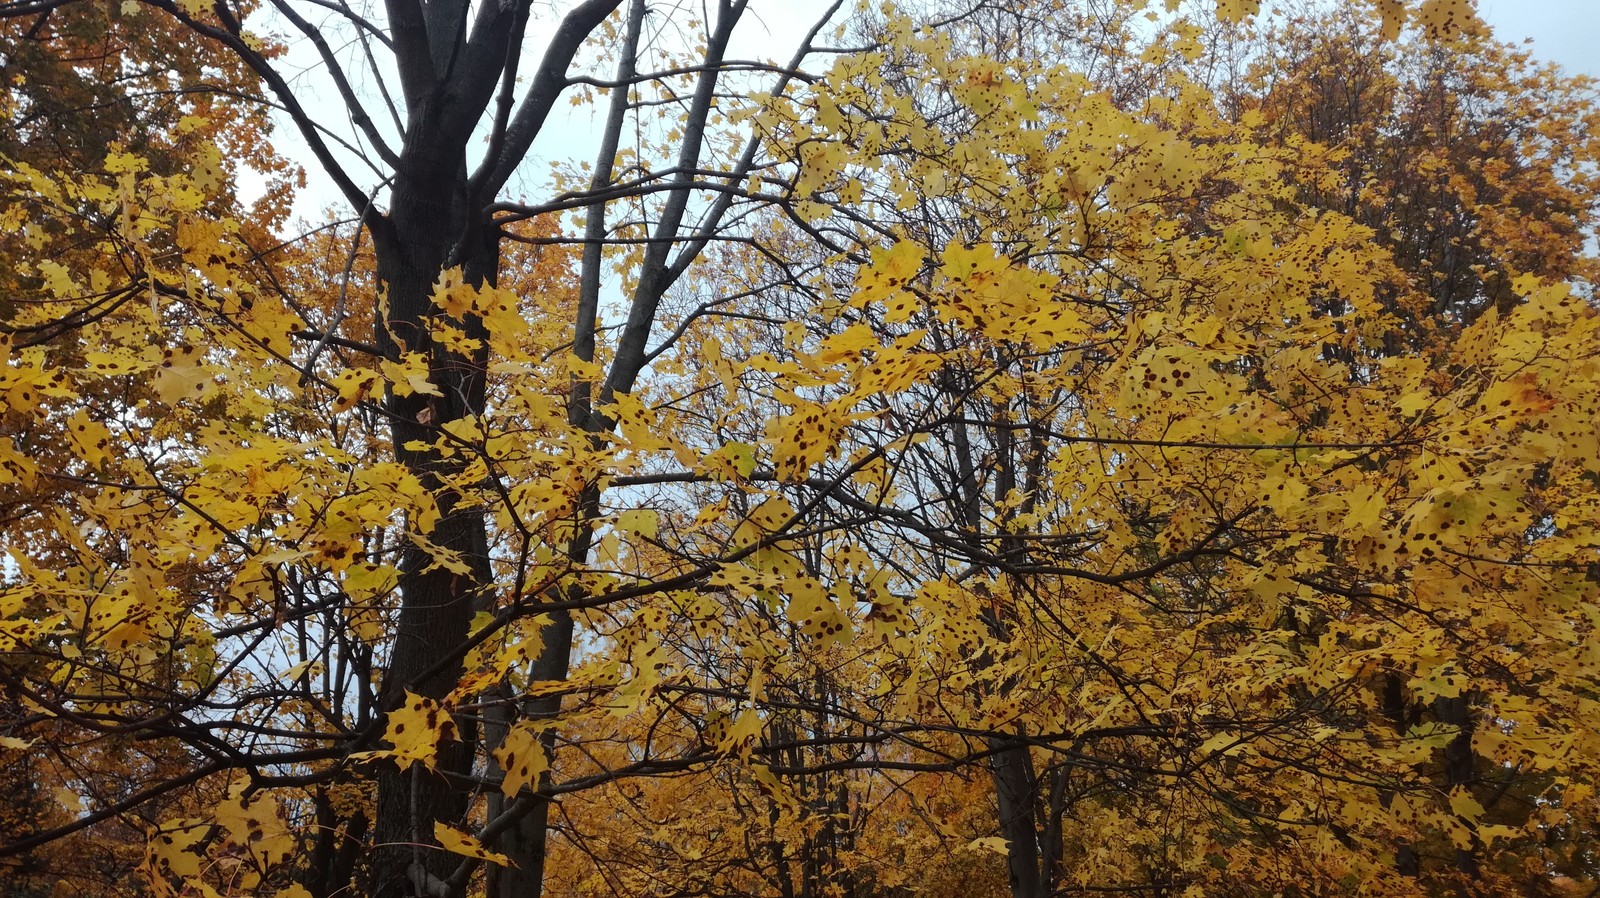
top-left (1, 1), bottom-right (1597, 897)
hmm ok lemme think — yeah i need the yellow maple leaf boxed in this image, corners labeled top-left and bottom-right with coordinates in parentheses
top-left (214, 786), bottom-right (295, 869)
top-left (1416, 0), bottom-right (1477, 41)
top-left (1213, 0), bottom-right (1260, 25)
top-left (1375, 0), bottom-right (1407, 39)
top-left (330, 368), bottom-right (381, 413)
top-left (352, 691), bottom-right (459, 771)
top-left (856, 240), bottom-right (925, 321)
top-left (1340, 484), bottom-right (1387, 533)
top-left (434, 822), bottom-right (514, 866)
top-left (64, 410), bottom-right (114, 466)
top-left (493, 722), bottom-right (550, 797)
top-left (151, 343), bottom-right (216, 405)
top-left (1449, 788), bottom-right (1485, 823)
top-left (784, 574), bottom-right (852, 646)
top-left (766, 400), bottom-right (842, 481)
top-left (702, 441), bottom-right (757, 479)
top-left (616, 508), bottom-right (660, 539)
top-left (715, 709), bottom-right (765, 759)
top-left (381, 351), bottom-right (442, 397)
top-left (965, 836), bottom-right (1010, 856)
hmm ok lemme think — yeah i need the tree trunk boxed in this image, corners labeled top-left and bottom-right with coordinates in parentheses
top-left (1436, 693), bottom-right (1480, 887)
top-left (1382, 673), bottom-right (1422, 878)
top-left (990, 734), bottom-right (1046, 898)
top-left (366, 155), bottom-right (495, 897)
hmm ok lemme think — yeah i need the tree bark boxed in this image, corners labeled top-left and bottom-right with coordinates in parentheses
top-left (1436, 693), bottom-right (1480, 886)
top-left (1382, 673), bottom-right (1422, 878)
top-left (990, 735), bottom-right (1046, 898)
top-left (366, 157), bottom-right (496, 897)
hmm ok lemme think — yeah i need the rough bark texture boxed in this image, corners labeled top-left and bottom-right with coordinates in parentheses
top-left (367, 161), bottom-right (495, 898)
top-left (990, 735), bottom-right (1046, 898)
top-left (349, 2), bottom-right (626, 892)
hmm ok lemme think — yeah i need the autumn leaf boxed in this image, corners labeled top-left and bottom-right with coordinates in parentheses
top-left (615, 508), bottom-right (660, 539)
top-left (494, 723), bottom-right (550, 798)
top-left (351, 692), bottom-right (459, 771)
top-left (6, 3), bottom-right (1600, 897)
top-left (965, 836), bottom-right (1010, 856)
top-left (330, 367), bottom-right (381, 413)
top-left (434, 822), bottom-right (514, 867)
top-left (381, 351), bottom-right (442, 397)
top-left (1416, 0), bottom-right (1478, 40)
top-left (152, 342), bottom-right (216, 405)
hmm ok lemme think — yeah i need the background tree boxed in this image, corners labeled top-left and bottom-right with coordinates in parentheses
top-left (1225, 1), bottom-right (1600, 325)
top-left (560, 3), bottom-right (1600, 897)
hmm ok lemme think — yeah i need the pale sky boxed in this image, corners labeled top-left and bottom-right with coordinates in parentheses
top-left (1479, 0), bottom-right (1600, 79)
top-left (247, 0), bottom-right (1600, 222)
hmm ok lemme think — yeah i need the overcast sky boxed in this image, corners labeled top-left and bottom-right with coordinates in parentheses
top-left (251, 1), bottom-right (1599, 222)
top-left (1479, 1), bottom-right (1600, 78)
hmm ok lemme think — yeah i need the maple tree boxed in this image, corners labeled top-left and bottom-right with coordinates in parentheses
top-left (2, 1), bottom-right (1598, 898)
top-left (1223, 1), bottom-right (1600, 327)
top-left (1215, 9), bottom-right (1600, 892)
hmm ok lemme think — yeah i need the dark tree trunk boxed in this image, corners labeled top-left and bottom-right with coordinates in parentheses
top-left (990, 735), bottom-right (1046, 898)
top-left (365, 148), bottom-right (497, 897)
top-left (1436, 694), bottom-right (1480, 886)
top-left (1383, 673), bottom-right (1422, 878)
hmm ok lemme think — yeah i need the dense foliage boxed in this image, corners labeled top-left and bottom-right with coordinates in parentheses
top-left (1, 1), bottom-right (1596, 897)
